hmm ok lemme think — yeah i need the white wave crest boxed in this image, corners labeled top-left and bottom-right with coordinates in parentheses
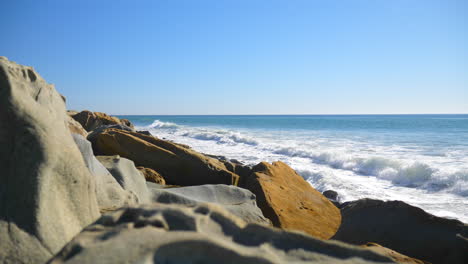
top-left (273, 146), bottom-right (468, 195)
top-left (182, 130), bottom-right (259, 146)
top-left (149, 120), bottom-right (179, 129)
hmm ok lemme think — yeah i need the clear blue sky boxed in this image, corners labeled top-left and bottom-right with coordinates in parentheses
top-left (2, 0), bottom-right (467, 114)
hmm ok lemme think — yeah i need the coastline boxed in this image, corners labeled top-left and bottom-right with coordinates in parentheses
top-left (124, 115), bottom-right (468, 223)
top-left (1, 57), bottom-right (466, 264)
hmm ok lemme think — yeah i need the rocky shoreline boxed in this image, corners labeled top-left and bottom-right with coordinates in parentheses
top-left (0, 57), bottom-right (466, 264)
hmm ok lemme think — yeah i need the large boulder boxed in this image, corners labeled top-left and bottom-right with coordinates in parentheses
top-left (241, 161), bottom-right (341, 239)
top-left (137, 166), bottom-right (166, 185)
top-left (332, 199), bottom-right (468, 264)
top-left (67, 115), bottom-right (88, 137)
top-left (97, 155), bottom-right (151, 204)
top-left (47, 203), bottom-right (396, 264)
top-left (72, 134), bottom-right (138, 211)
top-left (90, 128), bottom-right (240, 186)
top-left (0, 57), bottom-right (100, 263)
top-left (361, 243), bottom-right (427, 264)
top-left (148, 183), bottom-right (271, 225)
top-left (71, 110), bottom-right (134, 132)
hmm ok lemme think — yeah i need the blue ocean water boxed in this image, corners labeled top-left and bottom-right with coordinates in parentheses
top-left (119, 114), bottom-right (468, 222)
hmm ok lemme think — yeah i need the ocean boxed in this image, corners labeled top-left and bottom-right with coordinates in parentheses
top-left (118, 114), bottom-right (468, 222)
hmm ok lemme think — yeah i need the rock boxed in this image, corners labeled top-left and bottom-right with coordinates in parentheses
top-left (97, 155), bottom-right (151, 204)
top-left (323, 190), bottom-right (342, 207)
top-left (120, 118), bottom-right (133, 128)
top-left (91, 128), bottom-right (240, 186)
top-left (0, 58), bottom-right (100, 263)
top-left (48, 203), bottom-right (396, 264)
top-left (137, 130), bottom-right (152, 136)
top-left (241, 161), bottom-right (341, 239)
top-left (72, 134), bottom-right (138, 211)
top-left (323, 190), bottom-right (338, 201)
top-left (332, 199), bottom-right (468, 264)
top-left (67, 115), bottom-right (88, 137)
top-left (137, 166), bottom-right (166, 185)
top-left (71, 110), bottom-right (134, 132)
top-left (361, 243), bottom-right (428, 264)
top-left (148, 184), bottom-right (271, 225)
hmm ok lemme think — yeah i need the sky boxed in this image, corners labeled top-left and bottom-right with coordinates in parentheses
top-left (1, 0), bottom-right (467, 115)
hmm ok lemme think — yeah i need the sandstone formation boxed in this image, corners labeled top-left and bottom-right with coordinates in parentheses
top-left (73, 134), bottom-right (138, 211)
top-left (90, 128), bottom-right (239, 186)
top-left (332, 199), bottom-right (468, 264)
top-left (47, 203), bottom-right (396, 264)
top-left (67, 115), bottom-right (88, 137)
top-left (97, 155), bottom-right (151, 204)
top-left (137, 166), bottom-right (166, 184)
top-left (241, 161), bottom-right (341, 239)
top-left (70, 110), bottom-right (134, 132)
top-left (148, 183), bottom-right (271, 225)
top-left (0, 57), bottom-right (100, 263)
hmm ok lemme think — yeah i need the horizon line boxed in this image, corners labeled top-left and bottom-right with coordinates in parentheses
top-left (112, 113), bottom-right (468, 116)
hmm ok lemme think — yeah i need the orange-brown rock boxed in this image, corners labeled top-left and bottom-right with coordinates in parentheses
top-left (67, 115), bottom-right (88, 137)
top-left (71, 110), bottom-right (134, 131)
top-left (241, 161), bottom-right (341, 239)
top-left (90, 128), bottom-right (239, 186)
top-left (137, 166), bottom-right (166, 185)
top-left (362, 243), bottom-right (429, 264)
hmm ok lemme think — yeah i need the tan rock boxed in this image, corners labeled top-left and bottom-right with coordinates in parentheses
top-left (137, 166), bottom-right (166, 185)
top-left (67, 115), bottom-right (88, 137)
top-left (90, 128), bottom-right (239, 186)
top-left (0, 57), bottom-right (100, 263)
top-left (332, 199), bottom-right (468, 264)
top-left (71, 110), bottom-right (134, 131)
top-left (241, 161), bottom-right (341, 239)
top-left (48, 203), bottom-right (395, 264)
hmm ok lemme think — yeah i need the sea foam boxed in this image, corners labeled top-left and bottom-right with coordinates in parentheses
top-left (138, 118), bottom-right (468, 222)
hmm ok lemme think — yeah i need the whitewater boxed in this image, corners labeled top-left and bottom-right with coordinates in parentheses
top-left (121, 115), bottom-right (468, 223)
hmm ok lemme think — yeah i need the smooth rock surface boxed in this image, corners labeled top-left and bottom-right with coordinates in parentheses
top-left (361, 243), bottom-right (427, 264)
top-left (332, 199), bottom-right (468, 264)
top-left (67, 115), bottom-right (88, 137)
top-left (48, 203), bottom-right (396, 264)
top-left (97, 155), bottom-right (151, 204)
top-left (137, 166), bottom-right (166, 185)
top-left (71, 110), bottom-right (134, 132)
top-left (241, 161), bottom-right (341, 239)
top-left (0, 57), bottom-right (100, 263)
top-left (73, 134), bottom-right (138, 211)
top-left (148, 184), bottom-right (271, 225)
top-left (91, 128), bottom-right (240, 186)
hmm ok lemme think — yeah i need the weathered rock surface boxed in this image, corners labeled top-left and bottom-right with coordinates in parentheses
top-left (241, 161), bottom-right (341, 239)
top-left (73, 134), bottom-right (138, 211)
top-left (67, 115), bottom-right (88, 137)
top-left (71, 110), bottom-right (134, 132)
top-left (148, 184), bottom-right (271, 225)
top-left (361, 243), bottom-right (428, 264)
top-left (97, 155), bottom-right (151, 204)
top-left (90, 128), bottom-right (240, 186)
top-left (48, 203), bottom-right (396, 264)
top-left (332, 199), bottom-right (468, 264)
top-left (137, 166), bottom-right (166, 184)
top-left (0, 57), bottom-right (100, 263)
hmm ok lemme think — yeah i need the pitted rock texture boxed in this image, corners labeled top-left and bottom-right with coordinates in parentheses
top-left (48, 203), bottom-right (396, 264)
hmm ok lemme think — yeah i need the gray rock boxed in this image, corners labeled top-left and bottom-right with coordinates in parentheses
top-left (323, 190), bottom-right (338, 201)
top-left (48, 203), bottom-right (396, 264)
top-left (97, 155), bottom-right (151, 204)
top-left (0, 58), bottom-right (100, 263)
top-left (72, 134), bottom-right (138, 211)
top-left (332, 199), bottom-right (468, 264)
top-left (148, 184), bottom-right (271, 225)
